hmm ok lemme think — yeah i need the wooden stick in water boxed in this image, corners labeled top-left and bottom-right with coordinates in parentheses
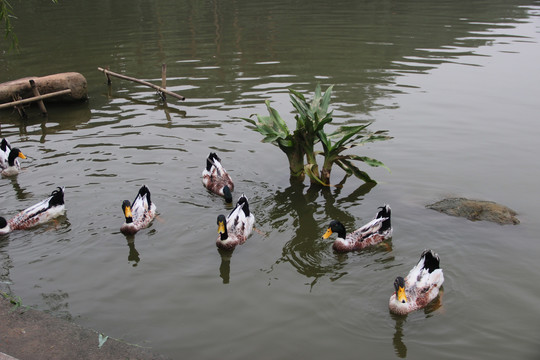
top-left (97, 66), bottom-right (185, 101)
top-left (160, 63), bottom-right (167, 101)
top-left (0, 89), bottom-right (72, 110)
top-left (29, 79), bottom-right (48, 116)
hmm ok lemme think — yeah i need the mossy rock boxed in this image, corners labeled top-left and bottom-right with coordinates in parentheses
top-left (427, 198), bottom-right (519, 225)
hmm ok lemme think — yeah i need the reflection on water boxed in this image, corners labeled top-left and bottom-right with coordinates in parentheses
top-left (264, 179), bottom-right (379, 289)
top-left (0, 102), bottom-right (92, 139)
top-left (390, 290), bottom-right (445, 358)
top-left (41, 289), bottom-right (72, 321)
top-left (218, 248), bottom-right (232, 284)
top-left (101, 90), bottom-right (187, 122)
top-left (391, 313), bottom-right (408, 358)
top-left (6, 177), bottom-right (33, 201)
top-left (125, 236), bottom-right (141, 267)
top-left (0, 0), bottom-right (539, 358)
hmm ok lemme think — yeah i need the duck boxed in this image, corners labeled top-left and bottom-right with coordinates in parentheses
top-left (216, 194), bottom-right (255, 250)
top-left (202, 152), bottom-right (234, 203)
top-left (120, 185), bottom-right (157, 235)
top-left (389, 249), bottom-right (444, 315)
top-left (0, 138), bottom-right (26, 177)
top-left (322, 204), bottom-right (393, 252)
top-left (0, 187), bottom-right (65, 234)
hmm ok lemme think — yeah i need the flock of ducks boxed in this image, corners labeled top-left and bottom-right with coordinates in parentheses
top-left (0, 141), bottom-right (444, 315)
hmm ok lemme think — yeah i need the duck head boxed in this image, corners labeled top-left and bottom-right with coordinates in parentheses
top-left (394, 276), bottom-right (407, 304)
top-left (7, 148), bottom-right (26, 166)
top-left (322, 220), bottom-right (346, 240)
top-left (0, 216), bottom-right (10, 235)
top-left (223, 185), bottom-right (232, 203)
top-left (122, 200), bottom-right (133, 223)
top-left (217, 214), bottom-right (228, 241)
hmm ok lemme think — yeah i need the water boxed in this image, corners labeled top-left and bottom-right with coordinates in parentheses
top-left (1, 0), bottom-right (539, 359)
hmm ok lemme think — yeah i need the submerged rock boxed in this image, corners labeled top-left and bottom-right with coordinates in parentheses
top-left (427, 198), bottom-right (519, 225)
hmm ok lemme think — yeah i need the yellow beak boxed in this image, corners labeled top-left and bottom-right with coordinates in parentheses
top-left (217, 220), bottom-right (226, 234)
top-left (397, 286), bottom-right (407, 304)
top-left (124, 206), bottom-right (132, 219)
top-left (322, 228), bottom-right (333, 239)
top-left (18, 152), bottom-right (27, 159)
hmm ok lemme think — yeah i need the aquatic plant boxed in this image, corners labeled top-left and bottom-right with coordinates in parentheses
top-left (243, 99), bottom-right (306, 178)
top-left (243, 84), bottom-right (391, 185)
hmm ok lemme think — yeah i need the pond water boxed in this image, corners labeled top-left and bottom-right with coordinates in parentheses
top-left (1, 0), bottom-right (539, 359)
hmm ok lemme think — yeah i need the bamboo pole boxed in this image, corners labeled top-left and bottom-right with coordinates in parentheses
top-left (104, 66), bottom-right (112, 85)
top-left (29, 79), bottom-right (48, 115)
top-left (160, 63), bottom-right (167, 101)
top-left (0, 89), bottom-right (72, 110)
top-left (97, 67), bottom-right (185, 101)
top-left (161, 63), bottom-right (167, 89)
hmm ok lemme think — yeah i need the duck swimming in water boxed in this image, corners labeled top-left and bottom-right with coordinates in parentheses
top-left (322, 205), bottom-right (392, 252)
top-left (389, 249), bottom-right (444, 315)
top-left (202, 152), bottom-right (234, 203)
top-left (0, 138), bottom-right (26, 177)
top-left (0, 187), bottom-right (65, 234)
top-left (120, 185), bottom-right (157, 235)
top-left (216, 194), bottom-right (254, 250)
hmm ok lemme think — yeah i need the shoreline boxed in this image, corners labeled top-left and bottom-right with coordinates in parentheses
top-left (0, 295), bottom-right (170, 360)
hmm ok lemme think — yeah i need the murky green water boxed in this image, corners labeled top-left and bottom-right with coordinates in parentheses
top-left (1, 1), bottom-right (539, 358)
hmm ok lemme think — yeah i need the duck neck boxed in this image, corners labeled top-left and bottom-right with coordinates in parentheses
top-left (7, 151), bottom-right (18, 166)
top-left (220, 227), bottom-right (229, 241)
top-left (335, 227), bottom-right (347, 240)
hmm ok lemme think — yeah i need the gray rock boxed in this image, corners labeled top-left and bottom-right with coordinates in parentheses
top-left (427, 197), bottom-right (519, 225)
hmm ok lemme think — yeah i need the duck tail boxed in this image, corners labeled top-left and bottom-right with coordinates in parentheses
top-left (137, 185), bottom-right (152, 207)
top-left (0, 138), bottom-right (11, 152)
top-left (206, 152), bottom-right (221, 171)
top-left (420, 249), bottom-right (440, 273)
top-left (235, 194), bottom-right (250, 217)
top-left (48, 187), bottom-right (65, 207)
top-left (376, 204), bottom-right (392, 231)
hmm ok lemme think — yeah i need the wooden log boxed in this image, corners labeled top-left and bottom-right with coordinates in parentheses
top-left (97, 67), bottom-right (185, 101)
top-left (0, 72), bottom-right (87, 104)
top-left (29, 79), bottom-right (48, 115)
top-left (0, 89), bottom-right (72, 110)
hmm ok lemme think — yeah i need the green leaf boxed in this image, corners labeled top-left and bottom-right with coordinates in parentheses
top-left (314, 113), bottom-right (333, 132)
top-left (265, 100), bottom-right (290, 134)
top-left (329, 125), bottom-right (369, 149)
top-left (319, 85), bottom-right (334, 115)
top-left (98, 333), bottom-right (109, 349)
top-left (289, 94), bottom-right (309, 122)
top-left (337, 159), bottom-right (377, 183)
top-left (304, 163), bottom-right (330, 186)
top-left (240, 116), bottom-right (257, 126)
top-left (289, 88), bottom-right (306, 103)
top-left (318, 130), bottom-right (331, 152)
top-left (347, 155), bottom-right (391, 172)
top-left (277, 138), bottom-right (294, 148)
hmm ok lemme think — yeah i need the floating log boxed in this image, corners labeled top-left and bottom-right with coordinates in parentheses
top-left (0, 72), bottom-right (87, 105)
top-left (97, 66), bottom-right (185, 101)
top-left (0, 89), bottom-right (72, 110)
